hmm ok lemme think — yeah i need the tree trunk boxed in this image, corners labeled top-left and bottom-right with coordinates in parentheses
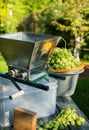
top-left (74, 36), bottom-right (80, 61)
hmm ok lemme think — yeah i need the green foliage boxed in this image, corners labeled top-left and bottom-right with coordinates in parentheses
top-left (16, 0), bottom-right (62, 32)
top-left (83, 54), bottom-right (89, 60)
top-left (85, 35), bottom-right (89, 48)
top-left (0, 0), bottom-right (56, 33)
top-left (0, 0), bottom-right (89, 49)
top-left (39, 0), bottom-right (89, 49)
top-left (0, 0), bottom-right (28, 33)
top-left (80, 49), bottom-right (89, 60)
top-left (0, 1), bottom-right (8, 33)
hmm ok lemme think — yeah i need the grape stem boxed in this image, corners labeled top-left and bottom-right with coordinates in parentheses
top-left (68, 96), bottom-right (71, 106)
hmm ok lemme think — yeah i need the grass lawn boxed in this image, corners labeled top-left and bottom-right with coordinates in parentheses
top-left (0, 54), bottom-right (8, 72)
top-left (72, 77), bottom-right (89, 119)
top-left (81, 59), bottom-right (89, 65)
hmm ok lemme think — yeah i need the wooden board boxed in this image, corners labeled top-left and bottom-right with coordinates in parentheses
top-left (13, 107), bottom-right (37, 130)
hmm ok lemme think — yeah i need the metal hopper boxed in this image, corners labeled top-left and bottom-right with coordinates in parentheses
top-left (0, 32), bottom-right (65, 99)
top-left (0, 32), bottom-right (61, 80)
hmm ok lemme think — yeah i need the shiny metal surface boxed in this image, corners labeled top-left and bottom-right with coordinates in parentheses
top-left (0, 32), bottom-right (61, 79)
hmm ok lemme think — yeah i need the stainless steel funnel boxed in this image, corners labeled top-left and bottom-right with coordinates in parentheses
top-left (0, 32), bottom-right (61, 80)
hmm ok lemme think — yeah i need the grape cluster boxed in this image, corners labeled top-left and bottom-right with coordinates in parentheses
top-left (38, 106), bottom-right (85, 130)
top-left (47, 48), bottom-right (80, 70)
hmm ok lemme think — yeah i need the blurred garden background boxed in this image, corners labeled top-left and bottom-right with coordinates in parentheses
top-left (0, 0), bottom-right (89, 119)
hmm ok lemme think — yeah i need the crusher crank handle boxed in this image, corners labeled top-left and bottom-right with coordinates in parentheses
top-left (48, 71), bottom-right (66, 80)
top-left (27, 81), bottom-right (49, 91)
top-left (9, 90), bottom-right (24, 100)
top-left (5, 73), bottom-right (24, 100)
top-left (13, 78), bottom-right (49, 91)
top-left (0, 73), bottom-right (49, 91)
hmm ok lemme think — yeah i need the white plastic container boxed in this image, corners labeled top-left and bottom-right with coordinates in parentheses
top-left (0, 76), bottom-right (57, 127)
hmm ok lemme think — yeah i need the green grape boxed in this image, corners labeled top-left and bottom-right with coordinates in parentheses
top-left (70, 119), bottom-right (75, 126)
top-left (76, 116), bottom-right (85, 125)
top-left (71, 113), bottom-right (77, 120)
top-left (38, 105), bottom-right (85, 130)
top-left (58, 124), bottom-right (65, 129)
top-left (52, 127), bottom-right (58, 130)
top-left (38, 127), bottom-right (43, 130)
top-left (79, 117), bottom-right (85, 123)
top-left (67, 116), bottom-right (72, 122)
top-left (44, 124), bottom-right (50, 129)
top-left (38, 120), bottom-right (44, 126)
top-left (47, 47), bottom-right (81, 70)
top-left (76, 120), bottom-right (82, 126)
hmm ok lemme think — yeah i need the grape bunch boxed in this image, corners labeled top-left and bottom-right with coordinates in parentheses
top-left (38, 106), bottom-right (85, 130)
top-left (47, 48), bottom-right (81, 70)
